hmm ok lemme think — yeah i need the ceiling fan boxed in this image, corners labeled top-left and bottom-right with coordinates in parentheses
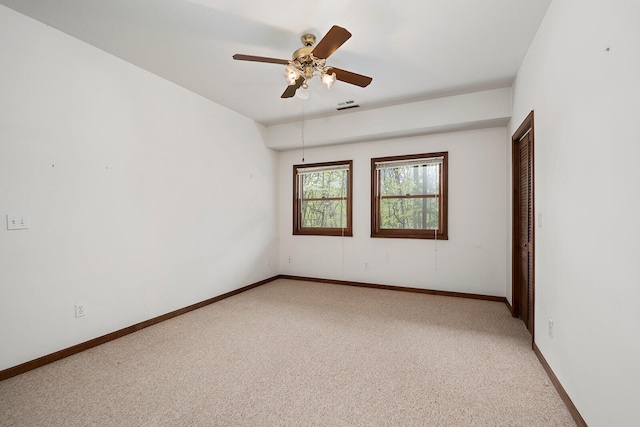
top-left (233, 25), bottom-right (373, 99)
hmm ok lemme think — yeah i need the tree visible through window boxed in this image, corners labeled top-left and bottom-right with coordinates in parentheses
top-left (293, 160), bottom-right (353, 236)
top-left (371, 152), bottom-right (448, 239)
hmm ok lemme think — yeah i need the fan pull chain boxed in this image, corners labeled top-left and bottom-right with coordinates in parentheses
top-left (301, 101), bottom-right (305, 163)
top-left (341, 180), bottom-right (345, 268)
top-left (434, 223), bottom-right (438, 271)
top-left (434, 194), bottom-right (439, 271)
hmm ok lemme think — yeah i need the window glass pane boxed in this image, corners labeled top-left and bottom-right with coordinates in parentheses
top-left (380, 164), bottom-right (439, 196)
top-left (424, 164), bottom-right (440, 194)
top-left (294, 160), bottom-right (352, 236)
top-left (380, 197), bottom-right (439, 230)
top-left (301, 200), bottom-right (347, 228)
top-left (302, 170), bottom-right (347, 199)
top-left (371, 152), bottom-right (447, 240)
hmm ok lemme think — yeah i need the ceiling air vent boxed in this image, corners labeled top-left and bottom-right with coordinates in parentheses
top-left (337, 100), bottom-right (360, 111)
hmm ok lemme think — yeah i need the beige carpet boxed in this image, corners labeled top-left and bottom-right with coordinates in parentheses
top-left (0, 279), bottom-right (575, 426)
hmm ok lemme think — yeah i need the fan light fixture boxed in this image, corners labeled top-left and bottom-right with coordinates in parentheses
top-left (285, 65), bottom-right (335, 89)
top-left (321, 71), bottom-right (337, 88)
top-left (296, 86), bottom-right (310, 99)
top-left (285, 67), bottom-right (300, 86)
top-left (284, 35), bottom-right (337, 90)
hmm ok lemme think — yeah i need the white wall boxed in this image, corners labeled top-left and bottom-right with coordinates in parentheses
top-left (510, 0), bottom-right (640, 425)
top-left (279, 128), bottom-right (508, 296)
top-left (0, 6), bottom-right (279, 371)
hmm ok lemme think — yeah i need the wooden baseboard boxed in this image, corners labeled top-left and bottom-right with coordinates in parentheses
top-left (3, 273), bottom-right (588, 426)
top-left (278, 275), bottom-right (508, 304)
top-left (533, 343), bottom-right (587, 427)
top-left (0, 275), bottom-right (280, 381)
top-left (0, 274), bottom-right (513, 382)
top-left (505, 298), bottom-right (514, 316)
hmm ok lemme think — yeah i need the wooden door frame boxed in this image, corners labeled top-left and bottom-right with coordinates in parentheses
top-left (511, 110), bottom-right (535, 344)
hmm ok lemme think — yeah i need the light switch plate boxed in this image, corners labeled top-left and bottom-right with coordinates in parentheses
top-left (7, 214), bottom-right (29, 230)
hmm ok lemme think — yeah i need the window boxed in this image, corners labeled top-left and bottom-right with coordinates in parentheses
top-left (371, 152), bottom-right (448, 239)
top-left (293, 160), bottom-right (353, 236)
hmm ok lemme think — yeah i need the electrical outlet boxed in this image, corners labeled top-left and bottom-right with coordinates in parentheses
top-left (75, 303), bottom-right (86, 318)
top-left (288, 256), bottom-right (292, 263)
top-left (364, 262), bottom-right (369, 269)
top-left (548, 318), bottom-right (553, 337)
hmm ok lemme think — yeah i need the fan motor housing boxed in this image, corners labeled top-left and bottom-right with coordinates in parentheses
top-left (292, 46), bottom-right (313, 61)
top-left (292, 34), bottom-right (317, 61)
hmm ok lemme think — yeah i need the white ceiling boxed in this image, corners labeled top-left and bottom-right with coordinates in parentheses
top-left (0, 0), bottom-right (551, 126)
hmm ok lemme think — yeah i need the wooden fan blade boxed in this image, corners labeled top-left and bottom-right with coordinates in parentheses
top-left (281, 76), bottom-right (305, 98)
top-left (329, 67), bottom-right (373, 87)
top-left (233, 54), bottom-right (289, 65)
top-left (312, 25), bottom-right (352, 59)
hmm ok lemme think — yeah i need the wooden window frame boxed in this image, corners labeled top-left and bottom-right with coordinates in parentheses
top-left (293, 160), bottom-right (353, 237)
top-left (371, 152), bottom-right (448, 240)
